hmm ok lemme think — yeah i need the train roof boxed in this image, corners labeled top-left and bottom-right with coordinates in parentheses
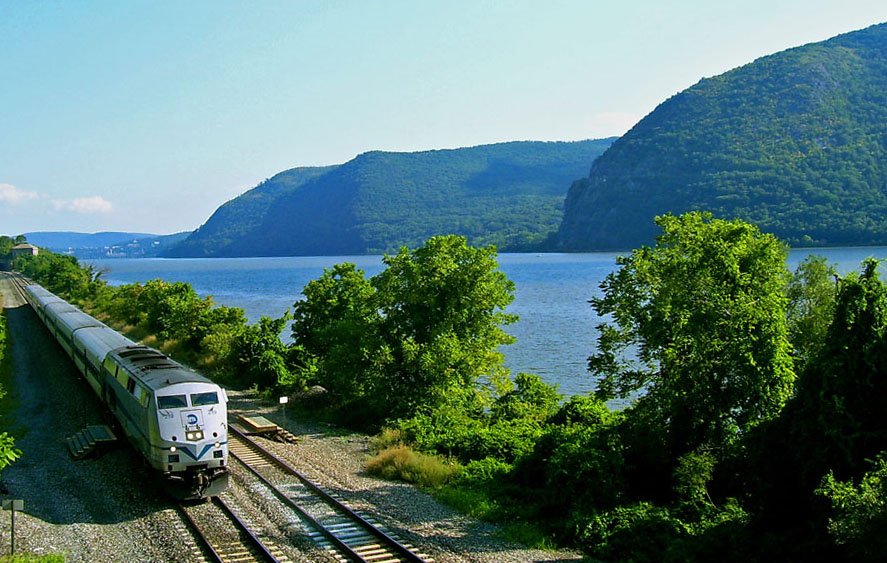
top-left (50, 307), bottom-right (105, 332)
top-left (108, 345), bottom-right (215, 391)
top-left (76, 326), bottom-right (134, 362)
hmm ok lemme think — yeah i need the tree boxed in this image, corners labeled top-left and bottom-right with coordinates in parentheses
top-left (791, 259), bottom-right (887, 483)
top-left (589, 212), bottom-right (795, 456)
top-left (0, 236), bottom-right (14, 257)
top-left (370, 235), bottom-right (517, 419)
top-left (291, 262), bottom-right (380, 404)
top-left (291, 236), bottom-right (517, 425)
top-left (14, 251), bottom-right (103, 302)
top-left (816, 453), bottom-right (887, 561)
top-left (786, 255), bottom-right (839, 369)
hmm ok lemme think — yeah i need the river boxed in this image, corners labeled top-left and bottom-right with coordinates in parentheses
top-left (87, 247), bottom-right (887, 399)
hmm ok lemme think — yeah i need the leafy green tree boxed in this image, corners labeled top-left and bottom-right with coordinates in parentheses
top-left (292, 236), bottom-right (517, 425)
top-left (370, 235), bottom-right (517, 419)
top-left (491, 372), bottom-right (561, 423)
top-left (786, 255), bottom-right (839, 368)
top-left (0, 236), bottom-right (15, 257)
top-left (790, 259), bottom-right (887, 483)
top-left (291, 263), bottom-right (380, 405)
top-left (14, 251), bottom-right (103, 302)
top-left (589, 212), bottom-right (795, 456)
top-left (230, 313), bottom-right (310, 391)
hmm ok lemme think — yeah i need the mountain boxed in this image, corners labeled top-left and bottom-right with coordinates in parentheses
top-left (166, 166), bottom-right (336, 258)
top-left (555, 23), bottom-right (887, 251)
top-left (167, 139), bottom-right (614, 257)
top-left (25, 231), bottom-right (191, 258)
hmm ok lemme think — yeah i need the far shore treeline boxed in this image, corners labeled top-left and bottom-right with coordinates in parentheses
top-left (8, 214), bottom-right (887, 560)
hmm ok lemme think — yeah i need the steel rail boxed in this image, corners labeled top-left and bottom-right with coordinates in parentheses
top-left (177, 503), bottom-right (225, 563)
top-left (212, 496), bottom-right (282, 563)
top-left (179, 497), bottom-right (282, 563)
top-left (229, 426), bottom-right (427, 563)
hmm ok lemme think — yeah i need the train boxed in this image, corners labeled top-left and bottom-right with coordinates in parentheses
top-left (22, 280), bottom-right (229, 499)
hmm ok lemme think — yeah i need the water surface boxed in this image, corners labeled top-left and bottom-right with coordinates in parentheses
top-left (88, 247), bottom-right (887, 399)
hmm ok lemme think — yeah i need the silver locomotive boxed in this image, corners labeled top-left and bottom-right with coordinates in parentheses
top-left (23, 282), bottom-right (229, 498)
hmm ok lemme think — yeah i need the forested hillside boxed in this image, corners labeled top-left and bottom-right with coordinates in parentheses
top-left (167, 140), bottom-right (613, 257)
top-left (556, 23), bottom-right (887, 251)
top-left (167, 166), bottom-right (335, 257)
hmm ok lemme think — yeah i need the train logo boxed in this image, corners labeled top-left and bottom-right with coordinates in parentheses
top-left (187, 414), bottom-right (199, 425)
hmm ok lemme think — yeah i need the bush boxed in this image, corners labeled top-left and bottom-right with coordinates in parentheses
top-left (365, 445), bottom-right (458, 488)
top-left (369, 427), bottom-right (406, 453)
top-left (579, 502), bottom-right (690, 563)
top-left (816, 453), bottom-right (887, 560)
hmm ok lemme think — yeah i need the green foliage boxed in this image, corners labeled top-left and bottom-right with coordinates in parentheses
top-left (672, 450), bottom-right (717, 508)
top-left (786, 255), bottom-right (839, 368)
top-left (580, 502), bottom-right (690, 562)
top-left (0, 313), bottom-right (21, 479)
top-left (589, 212), bottom-right (795, 455)
top-left (0, 432), bottom-right (21, 477)
top-left (369, 427), bottom-right (406, 453)
top-left (169, 139), bottom-right (614, 257)
top-left (557, 23), bottom-right (887, 251)
top-left (364, 445), bottom-right (459, 488)
top-left (510, 399), bottom-right (626, 519)
top-left (816, 453), bottom-right (887, 560)
top-left (293, 235), bottom-right (517, 426)
top-left (398, 405), bottom-right (543, 464)
top-left (0, 236), bottom-right (17, 257)
top-left (228, 313), bottom-right (312, 392)
top-left (14, 251), bottom-right (103, 303)
top-left (102, 279), bottom-right (248, 356)
top-left (291, 263), bottom-right (380, 404)
top-left (491, 372), bottom-right (561, 423)
top-left (371, 236), bottom-right (517, 418)
top-left (578, 499), bottom-right (750, 563)
top-left (0, 555), bottom-right (67, 562)
top-left (790, 259), bottom-right (887, 484)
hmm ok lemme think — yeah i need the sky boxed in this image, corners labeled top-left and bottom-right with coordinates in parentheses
top-left (2, 1), bottom-right (887, 236)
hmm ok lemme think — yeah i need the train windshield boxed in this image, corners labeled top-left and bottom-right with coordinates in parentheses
top-left (157, 394), bottom-right (188, 409)
top-left (190, 392), bottom-right (218, 406)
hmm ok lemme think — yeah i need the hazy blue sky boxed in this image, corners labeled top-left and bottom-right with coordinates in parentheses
top-left (2, 1), bottom-right (886, 235)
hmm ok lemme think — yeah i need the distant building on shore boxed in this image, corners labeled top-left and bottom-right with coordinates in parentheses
top-left (11, 243), bottom-right (39, 257)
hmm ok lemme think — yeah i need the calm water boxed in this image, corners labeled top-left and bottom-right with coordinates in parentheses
top-left (87, 247), bottom-right (887, 399)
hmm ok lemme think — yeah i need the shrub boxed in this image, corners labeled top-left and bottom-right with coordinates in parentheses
top-left (369, 427), bottom-right (406, 453)
top-left (365, 445), bottom-right (458, 488)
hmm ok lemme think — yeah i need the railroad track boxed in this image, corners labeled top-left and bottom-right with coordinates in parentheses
top-left (228, 426), bottom-right (431, 563)
top-left (3, 272), bottom-right (30, 301)
top-left (178, 496), bottom-right (291, 563)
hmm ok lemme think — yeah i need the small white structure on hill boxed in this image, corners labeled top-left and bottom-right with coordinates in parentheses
top-left (11, 243), bottom-right (39, 257)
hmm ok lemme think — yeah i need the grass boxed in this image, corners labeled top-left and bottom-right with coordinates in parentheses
top-left (365, 445), bottom-right (459, 488)
top-left (434, 484), bottom-right (500, 520)
top-left (0, 555), bottom-right (67, 562)
top-left (369, 427), bottom-right (405, 453)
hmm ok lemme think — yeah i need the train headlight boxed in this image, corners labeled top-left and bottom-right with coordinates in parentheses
top-left (186, 433), bottom-right (194, 440)
top-left (169, 446), bottom-right (177, 453)
top-left (215, 441), bottom-right (221, 448)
